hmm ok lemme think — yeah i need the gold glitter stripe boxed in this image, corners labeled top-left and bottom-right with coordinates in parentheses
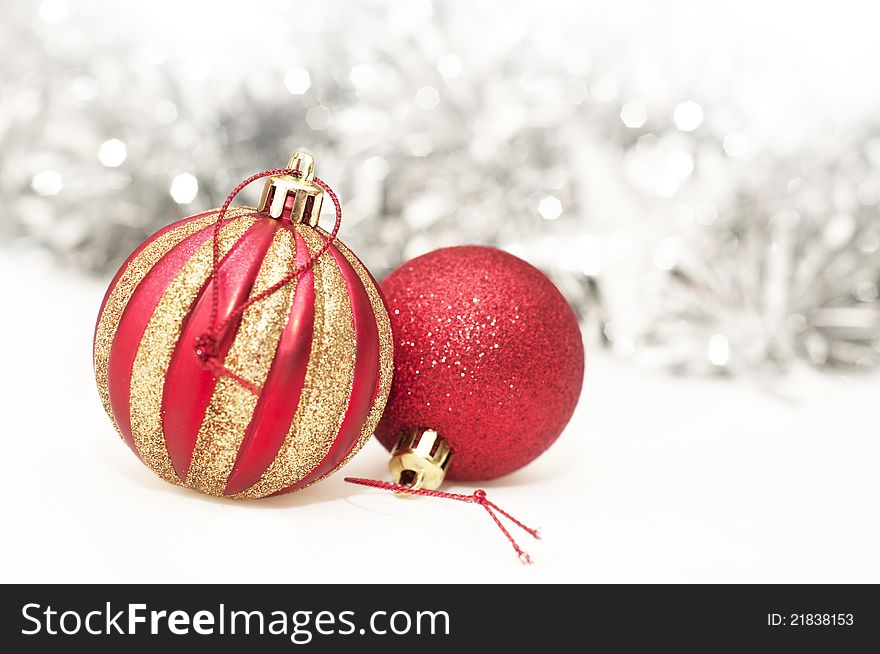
top-left (185, 226), bottom-right (298, 496)
top-left (322, 235), bottom-right (394, 475)
top-left (128, 214), bottom-right (256, 483)
top-left (232, 225), bottom-right (356, 499)
top-left (93, 210), bottom-right (231, 438)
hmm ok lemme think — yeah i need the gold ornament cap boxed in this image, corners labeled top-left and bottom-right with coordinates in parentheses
top-left (389, 428), bottom-right (452, 492)
top-left (258, 151), bottom-right (324, 226)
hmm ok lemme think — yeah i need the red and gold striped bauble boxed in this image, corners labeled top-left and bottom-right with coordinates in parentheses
top-left (93, 160), bottom-right (392, 499)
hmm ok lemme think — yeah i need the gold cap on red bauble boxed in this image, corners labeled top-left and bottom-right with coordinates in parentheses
top-left (388, 427), bottom-right (452, 492)
top-left (258, 151), bottom-right (324, 226)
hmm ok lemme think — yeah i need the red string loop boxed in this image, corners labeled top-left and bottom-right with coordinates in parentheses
top-left (344, 477), bottom-right (541, 564)
top-left (195, 167), bottom-right (343, 394)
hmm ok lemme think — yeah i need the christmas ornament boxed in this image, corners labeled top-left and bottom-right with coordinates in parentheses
top-left (93, 153), bottom-right (393, 498)
top-left (373, 246), bottom-right (584, 489)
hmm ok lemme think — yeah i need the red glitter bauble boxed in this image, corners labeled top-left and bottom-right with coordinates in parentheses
top-left (375, 246), bottom-right (584, 481)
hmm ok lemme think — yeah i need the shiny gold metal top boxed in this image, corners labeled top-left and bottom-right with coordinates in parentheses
top-left (389, 428), bottom-right (452, 493)
top-left (258, 151), bottom-right (324, 226)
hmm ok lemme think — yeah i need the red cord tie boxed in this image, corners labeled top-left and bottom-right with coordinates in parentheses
top-left (192, 166), bottom-right (343, 396)
top-left (193, 333), bottom-right (218, 366)
top-left (344, 477), bottom-right (541, 564)
top-left (193, 332), bottom-right (262, 395)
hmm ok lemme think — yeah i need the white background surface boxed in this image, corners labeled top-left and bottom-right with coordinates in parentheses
top-left (1, 248), bottom-right (878, 583)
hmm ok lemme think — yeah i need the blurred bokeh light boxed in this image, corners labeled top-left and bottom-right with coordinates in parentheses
top-left (1, 0), bottom-right (878, 376)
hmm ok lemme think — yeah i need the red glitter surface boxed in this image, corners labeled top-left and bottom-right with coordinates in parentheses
top-left (375, 246), bottom-right (584, 481)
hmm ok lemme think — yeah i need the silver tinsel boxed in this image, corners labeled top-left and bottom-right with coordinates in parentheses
top-left (637, 134), bottom-right (880, 373)
top-left (1, 0), bottom-right (878, 375)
